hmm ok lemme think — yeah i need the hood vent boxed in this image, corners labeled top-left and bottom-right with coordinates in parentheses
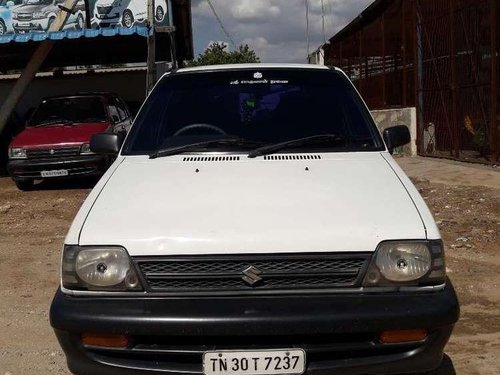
top-left (183, 156), bottom-right (241, 162)
top-left (263, 154), bottom-right (322, 161)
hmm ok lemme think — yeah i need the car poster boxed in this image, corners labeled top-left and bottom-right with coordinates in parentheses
top-left (0, 0), bottom-right (170, 35)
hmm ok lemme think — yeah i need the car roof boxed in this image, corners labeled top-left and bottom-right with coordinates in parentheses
top-left (177, 63), bottom-right (333, 74)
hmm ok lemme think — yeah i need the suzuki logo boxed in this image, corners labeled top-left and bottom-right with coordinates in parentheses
top-left (242, 266), bottom-right (263, 286)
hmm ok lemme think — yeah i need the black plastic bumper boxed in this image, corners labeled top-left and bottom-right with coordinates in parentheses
top-left (50, 280), bottom-right (459, 375)
top-left (7, 155), bottom-right (108, 180)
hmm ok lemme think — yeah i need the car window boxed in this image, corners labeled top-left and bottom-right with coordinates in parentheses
top-left (114, 97), bottom-right (129, 121)
top-left (29, 97), bottom-right (107, 126)
top-left (123, 69), bottom-right (384, 155)
top-left (108, 103), bottom-right (120, 123)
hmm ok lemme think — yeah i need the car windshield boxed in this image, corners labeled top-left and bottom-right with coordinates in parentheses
top-left (25, 0), bottom-right (51, 4)
top-left (123, 68), bottom-right (384, 155)
top-left (29, 97), bottom-right (107, 127)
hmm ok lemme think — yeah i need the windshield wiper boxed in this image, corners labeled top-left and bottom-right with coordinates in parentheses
top-left (247, 134), bottom-right (347, 158)
top-left (149, 137), bottom-right (264, 159)
top-left (33, 119), bottom-right (73, 127)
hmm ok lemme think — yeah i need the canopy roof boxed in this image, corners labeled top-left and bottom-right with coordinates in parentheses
top-left (0, 0), bottom-right (193, 72)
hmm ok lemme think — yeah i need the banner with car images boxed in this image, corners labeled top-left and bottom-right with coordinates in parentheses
top-left (0, 0), bottom-right (170, 35)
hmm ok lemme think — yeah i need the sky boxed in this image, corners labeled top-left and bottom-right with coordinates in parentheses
top-left (191, 0), bottom-right (374, 63)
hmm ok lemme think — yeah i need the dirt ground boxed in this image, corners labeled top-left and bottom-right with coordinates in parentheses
top-left (0, 157), bottom-right (499, 375)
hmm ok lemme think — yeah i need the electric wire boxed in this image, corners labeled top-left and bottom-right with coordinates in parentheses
top-left (305, 0), bottom-right (310, 60)
top-left (205, 0), bottom-right (238, 49)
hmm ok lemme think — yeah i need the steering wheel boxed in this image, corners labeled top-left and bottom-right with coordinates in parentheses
top-left (174, 123), bottom-right (227, 136)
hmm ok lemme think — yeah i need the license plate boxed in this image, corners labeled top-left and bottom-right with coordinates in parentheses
top-left (41, 169), bottom-right (69, 178)
top-left (203, 349), bottom-right (305, 375)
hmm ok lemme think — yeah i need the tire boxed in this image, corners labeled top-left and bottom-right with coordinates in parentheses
top-left (15, 179), bottom-right (34, 191)
top-left (122, 10), bottom-right (134, 28)
top-left (155, 6), bottom-right (165, 22)
top-left (75, 14), bottom-right (84, 30)
top-left (0, 19), bottom-right (6, 35)
top-left (47, 17), bottom-right (55, 31)
top-left (416, 355), bottom-right (456, 375)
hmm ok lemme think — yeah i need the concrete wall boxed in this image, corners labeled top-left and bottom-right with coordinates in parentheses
top-left (371, 107), bottom-right (417, 156)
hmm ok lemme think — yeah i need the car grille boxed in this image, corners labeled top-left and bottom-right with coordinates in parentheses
top-left (96, 6), bottom-right (113, 14)
top-left (134, 254), bottom-right (371, 294)
top-left (26, 147), bottom-right (81, 159)
top-left (17, 13), bottom-right (33, 21)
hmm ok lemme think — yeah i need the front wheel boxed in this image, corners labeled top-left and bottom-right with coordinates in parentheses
top-left (15, 179), bottom-right (34, 191)
top-left (155, 6), bottom-right (165, 22)
top-left (414, 355), bottom-right (456, 375)
top-left (0, 19), bottom-right (6, 35)
top-left (47, 17), bottom-right (55, 31)
top-left (75, 14), bottom-right (84, 30)
top-left (122, 10), bottom-right (134, 28)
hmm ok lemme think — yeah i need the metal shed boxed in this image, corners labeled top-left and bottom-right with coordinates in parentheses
top-left (323, 0), bottom-right (499, 163)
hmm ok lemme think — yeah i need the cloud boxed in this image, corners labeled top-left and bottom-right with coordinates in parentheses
top-left (231, 0), bottom-right (281, 24)
top-left (192, 0), bottom-right (374, 63)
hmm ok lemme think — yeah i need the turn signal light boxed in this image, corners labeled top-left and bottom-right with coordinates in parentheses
top-left (379, 329), bottom-right (428, 344)
top-left (81, 333), bottom-right (130, 348)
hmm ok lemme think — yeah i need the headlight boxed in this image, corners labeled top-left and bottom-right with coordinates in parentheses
top-left (80, 143), bottom-right (94, 155)
top-left (9, 148), bottom-right (27, 159)
top-left (32, 12), bottom-right (45, 19)
top-left (62, 246), bottom-right (142, 292)
top-left (363, 241), bottom-right (446, 287)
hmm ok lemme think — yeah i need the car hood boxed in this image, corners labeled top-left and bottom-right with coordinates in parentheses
top-left (10, 123), bottom-right (109, 148)
top-left (14, 5), bottom-right (49, 13)
top-left (79, 153), bottom-right (428, 256)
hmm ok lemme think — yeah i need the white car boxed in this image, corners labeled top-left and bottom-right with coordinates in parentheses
top-left (50, 64), bottom-right (459, 375)
top-left (93, 0), bottom-right (167, 28)
top-left (12, 0), bottom-right (85, 32)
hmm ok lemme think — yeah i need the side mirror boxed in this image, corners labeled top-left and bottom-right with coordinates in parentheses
top-left (90, 133), bottom-right (124, 155)
top-left (111, 114), bottom-right (120, 124)
top-left (383, 125), bottom-right (411, 154)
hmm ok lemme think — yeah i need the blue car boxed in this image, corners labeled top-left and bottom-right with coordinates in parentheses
top-left (0, 0), bottom-right (21, 34)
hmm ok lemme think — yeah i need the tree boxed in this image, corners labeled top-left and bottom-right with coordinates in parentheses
top-left (187, 42), bottom-right (260, 67)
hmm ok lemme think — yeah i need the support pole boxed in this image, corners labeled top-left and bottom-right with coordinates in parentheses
top-left (146, 0), bottom-right (157, 94)
top-left (359, 30), bottom-right (363, 95)
top-left (0, 0), bottom-right (79, 135)
top-left (402, 0), bottom-right (408, 107)
top-left (491, 0), bottom-right (498, 161)
top-left (382, 14), bottom-right (386, 107)
top-left (450, 0), bottom-right (459, 158)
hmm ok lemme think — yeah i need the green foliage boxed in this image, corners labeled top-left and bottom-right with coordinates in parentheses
top-left (187, 42), bottom-right (260, 67)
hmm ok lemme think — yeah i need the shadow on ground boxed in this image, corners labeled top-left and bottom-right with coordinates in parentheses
top-left (30, 177), bottom-right (99, 191)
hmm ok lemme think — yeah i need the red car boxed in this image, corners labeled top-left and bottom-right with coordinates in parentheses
top-left (7, 93), bottom-right (133, 190)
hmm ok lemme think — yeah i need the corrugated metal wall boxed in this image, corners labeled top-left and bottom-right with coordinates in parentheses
top-left (325, 0), bottom-right (499, 163)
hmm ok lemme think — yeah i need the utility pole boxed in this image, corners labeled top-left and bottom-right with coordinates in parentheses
top-left (146, 0), bottom-right (157, 94)
top-left (0, 0), bottom-right (79, 135)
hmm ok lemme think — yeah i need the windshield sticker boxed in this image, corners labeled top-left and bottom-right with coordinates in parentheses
top-left (230, 79), bottom-right (289, 85)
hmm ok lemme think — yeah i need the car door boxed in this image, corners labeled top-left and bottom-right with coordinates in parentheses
top-left (133, 0), bottom-right (146, 22)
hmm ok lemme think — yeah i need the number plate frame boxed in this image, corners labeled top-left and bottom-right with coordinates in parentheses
top-left (203, 349), bottom-right (306, 375)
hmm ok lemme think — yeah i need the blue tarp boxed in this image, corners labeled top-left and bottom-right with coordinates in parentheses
top-left (0, 26), bottom-right (149, 44)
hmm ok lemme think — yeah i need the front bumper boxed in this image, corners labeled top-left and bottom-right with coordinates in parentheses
top-left (7, 155), bottom-right (108, 180)
top-left (50, 280), bottom-right (459, 375)
top-left (13, 19), bottom-right (48, 32)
